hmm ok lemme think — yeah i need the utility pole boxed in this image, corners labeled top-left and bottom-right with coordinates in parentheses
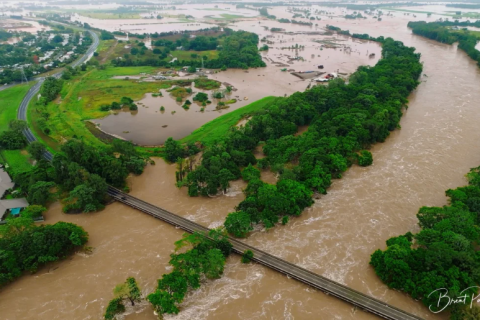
top-left (20, 66), bottom-right (28, 84)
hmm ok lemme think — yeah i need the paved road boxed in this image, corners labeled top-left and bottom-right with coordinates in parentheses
top-left (107, 186), bottom-right (424, 320)
top-left (17, 30), bottom-right (99, 161)
top-left (16, 29), bottom-right (423, 320)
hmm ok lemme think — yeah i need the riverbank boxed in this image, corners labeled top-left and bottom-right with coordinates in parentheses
top-left (179, 96), bottom-right (278, 146)
top-left (6, 4), bottom-right (480, 320)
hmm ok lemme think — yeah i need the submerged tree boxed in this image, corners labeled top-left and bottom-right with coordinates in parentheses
top-left (104, 277), bottom-right (142, 320)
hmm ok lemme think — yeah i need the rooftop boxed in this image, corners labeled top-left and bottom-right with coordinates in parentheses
top-left (0, 169), bottom-right (15, 198)
top-left (0, 198), bottom-right (29, 219)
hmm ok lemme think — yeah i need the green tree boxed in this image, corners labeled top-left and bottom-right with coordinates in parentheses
top-left (241, 164), bottom-right (260, 182)
top-left (358, 150), bottom-right (373, 166)
top-left (52, 34), bottom-right (63, 43)
top-left (27, 142), bottom-right (46, 161)
top-left (104, 298), bottom-right (125, 320)
top-left (164, 137), bottom-right (183, 163)
top-left (148, 289), bottom-right (180, 315)
top-left (0, 130), bottom-right (26, 149)
top-left (203, 249), bottom-right (226, 279)
top-left (218, 168), bottom-right (235, 192)
top-left (113, 277), bottom-right (142, 306)
top-left (65, 173), bottom-right (107, 213)
top-left (224, 211), bottom-right (252, 237)
top-left (0, 221), bottom-right (88, 286)
top-left (8, 120), bottom-right (27, 132)
top-left (27, 181), bottom-right (55, 206)
top-left (241, 249), bottom-right (254, 263)
top-left (21, 205), bottom-right (46, 219)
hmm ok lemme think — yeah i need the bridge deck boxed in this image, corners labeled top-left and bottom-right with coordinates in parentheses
top-left (107, 186), bottom-right (424, 320)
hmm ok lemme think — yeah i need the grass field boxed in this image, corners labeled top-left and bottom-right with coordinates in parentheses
top-left (28, 67), bottom-right (194, 147)
top-left (452, 29), bottom-right (480, 39)
top-left (180, 96), bottom-right (278, 146)
top-left (87, 66), bottom-right (161, 80)
top-left (170, 50), bottom-right (219, 61)
top-left (27, 98), bottom-right (63, 153)
top-left (0, 83), bottom-right (35, 171)
top-left (95, 39), bottom-right (118, 63)
top-left (0, 150), bottom-right (32, 174)
top-left (0, 83), bottom-right (33, 132)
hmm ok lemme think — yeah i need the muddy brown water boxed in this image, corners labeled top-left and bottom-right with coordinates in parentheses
top-left (3, 8), bottom-right (480, 320)
top-left (92, 32), bottom-right (381, 145)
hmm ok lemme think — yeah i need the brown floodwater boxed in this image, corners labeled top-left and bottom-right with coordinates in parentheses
top-left (0, 19), bottom-right (49, 34)
top-left (3, 7), bottom-right (480, 320)
top-left (92, 26), bottom-right (380, 145)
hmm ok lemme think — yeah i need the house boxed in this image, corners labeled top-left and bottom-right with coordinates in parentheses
top-left (0, 198), bottom-right (29, 220)
top-left (0, 169), bottom-right (14, 199)
top-left (0, 169), bottom-right (29, 220)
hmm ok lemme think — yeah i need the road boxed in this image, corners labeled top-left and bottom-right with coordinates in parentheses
top-left (17, 30), bottom-right (99, 161)
top-left (16, 29), bottom-right (423, 320)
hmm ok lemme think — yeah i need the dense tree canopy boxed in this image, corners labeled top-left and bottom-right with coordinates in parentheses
top-left (0, 219), bottom-right (88, 287)
top-left (104, 277), bottom-right (141, 320)
top-left (171, 34), bottom-right (422, 235)
top-left (147, 230), bottom-right (232, 318)
top-left (408, 20), bottom-right (480, 68)
top-left (0, 119), bottom-right (27, 150)
top-left (40, 77), bottom-right (64, 105)
top-left (371, 165), bottom-right (480, 318)
top-left (112, 29), bottom-right (266, 69)
top-left (11, 139), bottom-right (146, 213)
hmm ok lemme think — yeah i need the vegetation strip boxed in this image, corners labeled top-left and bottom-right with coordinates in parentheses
top-left (371, 165), bottom-right (480, 318)
top-left (369, 19), bottom-right (480, 319)
top-left (167, 30), bottom-right (422, 238)
top-left (180, 96), bottom-right (278, 146)
top-left (0, 219), bottom-right (88, 287)
top-left (408, 20), bottom-right (480, 67)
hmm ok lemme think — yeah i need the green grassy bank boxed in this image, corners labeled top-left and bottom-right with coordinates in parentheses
top-left (0, 83), bottom-right (35, 171)
top-left (179, 96), bottom-right (278, 146)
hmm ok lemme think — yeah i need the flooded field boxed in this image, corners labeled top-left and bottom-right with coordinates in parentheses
top-left (93, 23), bottom-right (380, 145)
top-left (4, 5), bottom-right (480, 320)
top-left (92, 85), bottom-right (241, 146)
top-left (0, 19), bottom-right (49, 34)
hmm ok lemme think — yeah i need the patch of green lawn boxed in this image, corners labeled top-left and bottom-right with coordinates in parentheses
top-left (0, 83), bottom-right (34, 132)
top-left (180, 96), bottom-right (278, 146)
top-left (87, 66), bottom-right (161, 80)
top-left (170, 50), bottom-right (219, 61)
top-left (0, 150), bottom-right (32, 173)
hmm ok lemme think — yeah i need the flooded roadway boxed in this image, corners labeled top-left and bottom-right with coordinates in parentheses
top-left (2, 9), bottom-right (480, 320)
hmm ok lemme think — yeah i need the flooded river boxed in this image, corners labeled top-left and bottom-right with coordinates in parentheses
top-left (93, 26), bottom-right (381, 145)
top-left (93, 29), bottom-right (381, 145)
top-left (3, 6), bottom-right (480, 320)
